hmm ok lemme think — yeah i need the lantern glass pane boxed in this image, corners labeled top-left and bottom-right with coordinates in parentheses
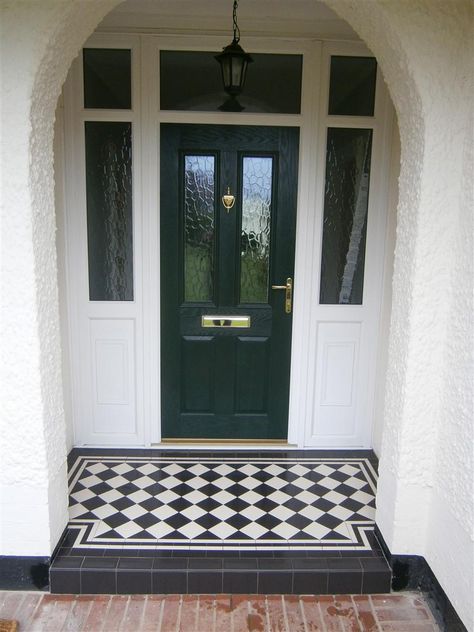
top-left (231, 57), bottom-right (244, 88)
top-left (221, 58), bottom-right (231, 87)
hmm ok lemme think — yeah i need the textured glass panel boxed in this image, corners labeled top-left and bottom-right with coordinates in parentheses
top-left (240, 157), bottom-right (273, 303)
top-left (161, 51), bottom-right (302, 113)
top-left (83, 48), bottom-right (131, 109)
top-left (328, 56), bottom-right (377, 116)
top-left (320, 128), bottom-right (372, 305)
top-left (184, 156), bottom-right (215, 302)
top-left (85, 122), bottom-right (133, 301)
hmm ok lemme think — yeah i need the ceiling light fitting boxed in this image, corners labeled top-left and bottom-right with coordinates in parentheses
top-left (215, 0), bottom-right (253, 112)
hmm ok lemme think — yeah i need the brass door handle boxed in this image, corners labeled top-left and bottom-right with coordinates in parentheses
top-left (271, 277), bottom-right (292, 314)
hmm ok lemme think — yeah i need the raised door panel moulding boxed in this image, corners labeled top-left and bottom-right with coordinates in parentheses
top-left (320, 341), bottom-right (356, 407)
top-left (89, 318), bottom-right (137, 437)
top-left (311, 322), bottom-right (361, 443)
top-left (95, 340), bottom-right (129, 405)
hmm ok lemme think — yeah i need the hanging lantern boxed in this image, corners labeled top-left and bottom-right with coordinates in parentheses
top-left (215, 0), bottom-right (253, 112)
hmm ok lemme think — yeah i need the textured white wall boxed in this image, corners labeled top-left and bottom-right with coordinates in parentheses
top-left (372, 117), bottom-right (399, 457)
top-left (54, 98), bottom-right (74, 453)
top-left (325, 2), bottom-right (473, 629)
top-left (0, 1), bottom-right (472, 627)
top-left (0, 0), bottom-right (120, 556)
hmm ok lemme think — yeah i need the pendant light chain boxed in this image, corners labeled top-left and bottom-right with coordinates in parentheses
top-left (233, 0), bottom-right (241, 43)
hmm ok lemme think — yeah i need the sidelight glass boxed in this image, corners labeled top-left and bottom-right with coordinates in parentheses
top-left (184, 155), bottom-right (215, 302)
top-left (85, 122), bottom-right (134, 301)
top-left (240, 156), bottom-right (273, 303)
top-left (83, 48), bottom-right (132, 109)
top-left (319, 128), bottom-right (373, 305)
top-left (328, 56), bottom-right (377, 116)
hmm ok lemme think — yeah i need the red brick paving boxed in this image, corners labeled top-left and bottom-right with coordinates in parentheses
top-left (0, 591), bottom-right (440, 631)
top-left (283, 595), bottom-right (306, 632)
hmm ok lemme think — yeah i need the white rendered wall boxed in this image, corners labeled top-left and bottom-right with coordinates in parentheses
top-left (372, 117), bottom-right (399, 457)
top-left (54, 98), bottom-right (74, 453)
top-left (0, 0), bottom-right (119, 556)
top-left (325, 2), bottom-right (473, 628)
top-left (0, 2), bottom-right (472, 628)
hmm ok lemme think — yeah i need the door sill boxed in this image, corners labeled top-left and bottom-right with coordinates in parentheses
top-left (158, 439), bottom-right (295, 449)
top-left (160, 438), bottom-right (289, 445)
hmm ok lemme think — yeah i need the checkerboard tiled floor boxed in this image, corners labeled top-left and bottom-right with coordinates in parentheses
top-left (67, 453), bottom-right (377, 552)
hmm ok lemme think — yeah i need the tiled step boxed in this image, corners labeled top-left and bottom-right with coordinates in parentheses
top-left (54, 448), bottom-right (391, 596)
top-left (50, 552), bottom-right (391, 595)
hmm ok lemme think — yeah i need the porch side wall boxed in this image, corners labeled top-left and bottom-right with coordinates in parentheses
top-left (0, 0), bottom-right (120, 556)
top-left (372, 117), bottom-right (399, 457)
top-left (326, 2), bottom-right (473, 628)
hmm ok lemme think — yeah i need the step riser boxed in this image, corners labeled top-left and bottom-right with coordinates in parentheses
top-left (50, 566), bottom-right (392, 595)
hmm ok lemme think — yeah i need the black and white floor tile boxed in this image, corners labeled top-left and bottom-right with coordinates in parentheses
top-left (67, 454), bottom-right (377, 552)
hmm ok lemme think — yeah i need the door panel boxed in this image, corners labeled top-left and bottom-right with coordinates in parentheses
top-left (160, 124), bottom-right (299, 439)
top-left (235, 337), bottom-right (269, 413)
top-left (312, 321), bottom-right (363, 440)
top-left (89, 318), bottom-right (137, 437)
top-left (181, 336), bottom-right (215, 412)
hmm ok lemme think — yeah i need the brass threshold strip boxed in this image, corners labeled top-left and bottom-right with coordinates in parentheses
top-left (161, 438), bottom-right (288, 445)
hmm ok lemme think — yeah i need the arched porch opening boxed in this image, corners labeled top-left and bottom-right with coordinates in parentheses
top-left (1, 0), bottom-right (471, 626)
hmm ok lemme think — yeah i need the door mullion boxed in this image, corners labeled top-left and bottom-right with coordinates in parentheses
top-left (217, 151), bottom-right (238, 308)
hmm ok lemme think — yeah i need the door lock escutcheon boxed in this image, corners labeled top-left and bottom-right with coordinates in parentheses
top-left (271, 277), bottom-right (293, 314)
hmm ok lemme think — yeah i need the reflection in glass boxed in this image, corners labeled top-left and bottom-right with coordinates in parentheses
top-left (83, 48), bottom-right (131, 109)
top-left (319, 128), bottom-right (373, 305)
top-left (328, 56), bottom-right (377, 116)
top-left (240, 157), bottom-right (273, 303)
top-left (184, 156), bottom-right (215, 302)
top-left (85, 122), bottom-right (133, 301)
top-left (160, 51), bottom-right (302, 114)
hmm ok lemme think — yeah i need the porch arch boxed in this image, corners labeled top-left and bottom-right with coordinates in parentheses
top-left (29, 0), bottom-right (424, 551)
top-left (1, 1), bottom-right (471, 626)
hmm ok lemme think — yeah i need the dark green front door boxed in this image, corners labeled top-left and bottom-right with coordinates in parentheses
top-left (161, 124), bottom-right (299, 440)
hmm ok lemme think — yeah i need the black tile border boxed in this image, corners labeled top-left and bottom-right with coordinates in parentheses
top-left (374, 524), bottom-right (467, 632)
top-left (68, 447), bottom-right (378, 462)
top-left (49, 550), bottom-right (391, 596)
top-left (68, 447), bottom-right (378, 467)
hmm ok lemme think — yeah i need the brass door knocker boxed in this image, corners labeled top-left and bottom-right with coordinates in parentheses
top-left (222, 187), bottom-right (235, 212)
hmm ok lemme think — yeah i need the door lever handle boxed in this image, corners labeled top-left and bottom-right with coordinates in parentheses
top-left (271, 277), bottom-right (292, 314)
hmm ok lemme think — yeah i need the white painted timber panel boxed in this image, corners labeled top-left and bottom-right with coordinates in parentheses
top-left (310, 322), bottom-right (362, 443)
top-left (320, 341), bottom-right (356, 407)
top-left (90, 319), bottom-right (136, 436)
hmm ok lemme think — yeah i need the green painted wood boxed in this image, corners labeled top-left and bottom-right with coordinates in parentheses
top-left (161, 124), bottom-right (299, 439)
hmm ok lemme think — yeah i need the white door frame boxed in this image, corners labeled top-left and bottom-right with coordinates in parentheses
top-left (299, 42), bottom-right (394, 448)
top-left (61, 32), bottom-right (394, 449)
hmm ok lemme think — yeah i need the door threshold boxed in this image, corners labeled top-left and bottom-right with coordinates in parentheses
top-left (158, 438), bottom-right (294, 448)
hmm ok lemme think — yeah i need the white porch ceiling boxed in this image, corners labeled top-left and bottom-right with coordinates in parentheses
top-left (98, 0), bottom-right (359, 40)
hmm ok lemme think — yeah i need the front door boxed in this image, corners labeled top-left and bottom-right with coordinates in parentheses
top-left (160, 124), bottom-right (299, 440)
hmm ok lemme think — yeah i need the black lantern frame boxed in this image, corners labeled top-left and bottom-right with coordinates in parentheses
top-left (215, 0), bottom-right (253, 112)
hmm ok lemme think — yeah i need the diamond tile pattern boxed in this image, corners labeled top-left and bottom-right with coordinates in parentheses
top-left (68, 456), bottom-right (377, 551)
